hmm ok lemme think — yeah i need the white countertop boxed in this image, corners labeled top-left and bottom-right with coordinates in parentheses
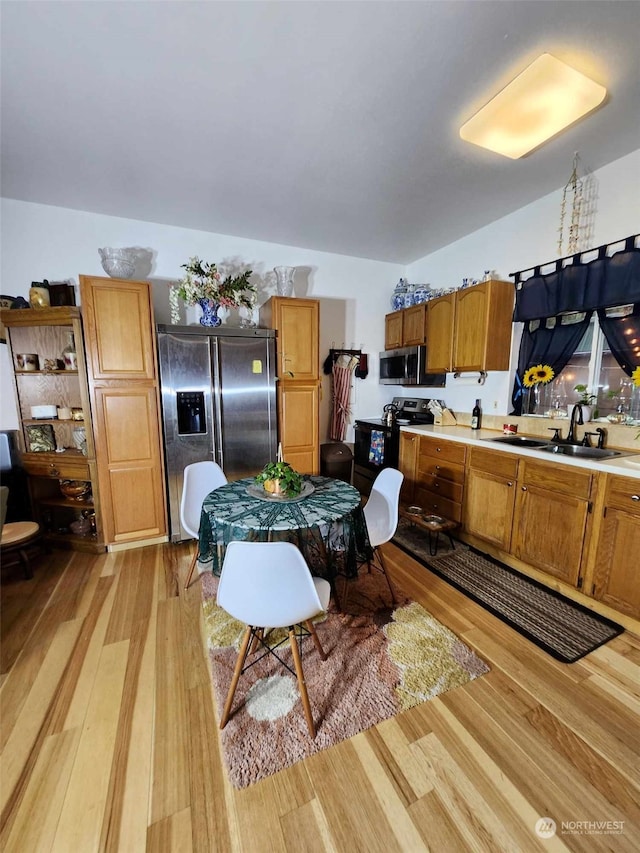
top-left (400, 423), bottom-right (640, 479)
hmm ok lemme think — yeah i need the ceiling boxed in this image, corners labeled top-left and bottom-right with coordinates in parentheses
top-left (1, 1), bottom-right (639, 264)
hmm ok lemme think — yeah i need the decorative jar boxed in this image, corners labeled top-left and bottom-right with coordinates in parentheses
top-left (391, 279), bottom-right (407, 311)
top-left (413, 284), bottom-right (430, 303)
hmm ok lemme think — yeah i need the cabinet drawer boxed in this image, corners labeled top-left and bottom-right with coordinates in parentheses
top-left (519, 458), bottom-right (592, 500)
top-left (23, 454), bottom-right (90, 480)
top-left (418, 454), bottom-right (465, 486)
top-left (419, 436), bottom-right (466, 466)
top-left (414, 487), bottom-right (462, 523)
top-left (468, 446), bottom-right (519, 480)
top-left (416, 474), bottom-right (463, 504)
top-left (605, 475), bottom-right (640, 512)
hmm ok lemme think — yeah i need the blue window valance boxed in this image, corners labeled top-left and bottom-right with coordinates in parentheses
top-left (513, 234), bottom-right (640, 322)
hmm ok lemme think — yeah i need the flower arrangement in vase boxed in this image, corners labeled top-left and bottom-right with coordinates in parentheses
top-left (172, 256), bottom-right (256, 327)
top-left (522, 363), bottom-right (555, 414)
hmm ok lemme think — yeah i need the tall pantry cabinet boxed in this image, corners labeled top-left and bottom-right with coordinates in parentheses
top-left (260, 296), bottom-right (320, 474)
top-left (79, 275), bottom-right (167, 547)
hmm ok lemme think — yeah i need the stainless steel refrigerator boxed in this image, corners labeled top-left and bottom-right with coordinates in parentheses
top-left (157, 324), bottom-right (278, 541)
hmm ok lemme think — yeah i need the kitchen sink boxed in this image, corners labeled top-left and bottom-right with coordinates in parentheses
top-left (538, 444), bottom-right (624, 459)
top-left (486, 436), bottom-right (551, 448)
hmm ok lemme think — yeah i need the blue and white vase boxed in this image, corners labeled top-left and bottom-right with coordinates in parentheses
top-left (413, 283), bottom-right (430, 303)
top-left (391, 279), bottom-right (407, 311)
top-left (404, 284), bottom-right (416, 308)
top-left (198, 298), bottom-right (222, 327)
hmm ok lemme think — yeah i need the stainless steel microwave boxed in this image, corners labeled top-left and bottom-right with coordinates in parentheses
top-left (378, 346), bottom-right (446, 387)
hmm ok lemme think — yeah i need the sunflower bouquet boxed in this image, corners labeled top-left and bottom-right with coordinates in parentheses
top-left (522, 364), bottom-right (555, 387)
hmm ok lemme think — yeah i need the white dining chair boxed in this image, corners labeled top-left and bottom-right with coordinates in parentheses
top-left (361, 467), bottom-right (404, 604)
top-left (217, 540), bottom-right (331, 738)
top-left (181, 461), bottom-right (227, 590)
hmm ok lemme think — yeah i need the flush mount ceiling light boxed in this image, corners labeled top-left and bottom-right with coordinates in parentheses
top-left (460, 53), bottom-right (607, 159)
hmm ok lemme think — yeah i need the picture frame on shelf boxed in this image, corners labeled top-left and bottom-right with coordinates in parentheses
top-left (25, 423), bottom-right (57, 453)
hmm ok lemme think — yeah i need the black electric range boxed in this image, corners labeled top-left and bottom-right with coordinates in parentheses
top-left (353, 396), bottom-right (444, 494)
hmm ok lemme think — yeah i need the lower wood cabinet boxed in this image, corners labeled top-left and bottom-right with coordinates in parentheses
top-left (591, 474), bottom-right (640, 619)
top-left (410, 435), bottom-right (467, 523)
top-left (464, 447), bottom-right (518, 552)
top-left (511, 459), bottom-right (594, 587)
top-left (398, 432), bottom-right (418, 504)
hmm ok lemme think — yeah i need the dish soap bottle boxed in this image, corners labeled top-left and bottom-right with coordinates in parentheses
top-left (471, 398), bottom-right (482, 430)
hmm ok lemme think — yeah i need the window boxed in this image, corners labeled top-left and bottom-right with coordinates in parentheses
top-left (525, 313), bottom-right (635, 421)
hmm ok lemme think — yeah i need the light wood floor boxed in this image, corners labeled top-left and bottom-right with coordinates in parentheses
top-left (1, 541), bottom-right (639, 852)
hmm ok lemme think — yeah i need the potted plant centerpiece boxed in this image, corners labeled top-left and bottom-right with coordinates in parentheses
top-left (570, 384), bottom-right (597, 421)
top-left (171, 256), bottom-right (256, 327)
top-left (255, 461), bottom-right (303, 497)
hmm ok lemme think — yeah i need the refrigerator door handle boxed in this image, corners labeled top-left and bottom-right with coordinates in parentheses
top-left (211, 339), bottom-right (225, 469)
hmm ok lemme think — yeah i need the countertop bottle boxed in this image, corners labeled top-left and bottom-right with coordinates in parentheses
top-left (471, 399), bottom-right (482, 430)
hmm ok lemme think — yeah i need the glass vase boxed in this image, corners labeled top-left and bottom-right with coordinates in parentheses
top-left (198, 298), bottom-right (222, 327)
top-left (274, 266), bottom-right (295, 297)
top-left (61, 331), bottom-right (77, 370)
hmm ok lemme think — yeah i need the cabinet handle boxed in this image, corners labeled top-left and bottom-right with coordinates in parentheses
top-left (632, 495), bottom-right (640, 502)
top-left (521, 486), bottom-right (528, 491)
top-left (436, 447), bottom-right (441, 453)
top-left (507, 481), bottom-right (513, 487)
top-left (435, 465), bottom-right (441, 470)
top-left (49, 468), bottom-right (60, 477)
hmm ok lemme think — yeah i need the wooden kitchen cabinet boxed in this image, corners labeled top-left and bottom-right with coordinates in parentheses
top-left (1, 306), bottom-right (105, 552)
top-left (511, 457), bottom-right (594, 587)
top-left (398, 431), bottom-right (418, 504)
top-left (401, 303), bottom-right (427, 346)
top-left (413, 435), bottom-right (467, 523)
top-left (384, 310), bottom-right (404, 350)
top-left (453, 279), bottom-right (514, 372)
top-left (426, 292), bottom-right (455, 372)
top-left (591, 474), bottom-right (640, 619)
top-left (384, 304), bottom-right (426, 349)
top-left (260, 296), bottom-right (320, 473)
top-left (79, 275), bottom-right (167, 547)
top-left (464, 447), bottom-right (518, 552)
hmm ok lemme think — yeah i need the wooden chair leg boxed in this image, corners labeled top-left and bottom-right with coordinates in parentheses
top-left (304, 619), bottom-right (327, 661)
top-left (220, 625), bottom-right (253, 729)
top-left (184, 545), bottom-right (199, 591)
top-left (289, 628), bottom-right (316, 738)
top-left (249, 628), bottom-right (264, 655)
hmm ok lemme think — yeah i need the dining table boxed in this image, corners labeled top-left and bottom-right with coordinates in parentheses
top-left (198, 474), bottom-right (372, 583)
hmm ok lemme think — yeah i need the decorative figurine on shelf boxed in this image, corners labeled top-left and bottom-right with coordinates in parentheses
top-left (29, 280), bottom-right (50, 309)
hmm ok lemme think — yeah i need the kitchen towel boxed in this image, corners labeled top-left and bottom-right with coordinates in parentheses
top-left (368, 430), bottom-right (385, 465)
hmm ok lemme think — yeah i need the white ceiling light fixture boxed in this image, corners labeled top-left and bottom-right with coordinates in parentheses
top-left (460, 53), bottom-right (607, 159)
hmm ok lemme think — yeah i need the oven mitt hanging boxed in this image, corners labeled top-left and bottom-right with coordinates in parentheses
top-left (355, 353), bottom-right (368, 379)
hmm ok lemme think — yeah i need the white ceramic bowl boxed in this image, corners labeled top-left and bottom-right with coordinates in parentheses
top-left (98, 247), bottom-right (137, 279)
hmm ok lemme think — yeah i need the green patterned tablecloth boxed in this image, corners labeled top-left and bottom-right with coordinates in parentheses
top-left (198, 475), bottom-right (371, 580)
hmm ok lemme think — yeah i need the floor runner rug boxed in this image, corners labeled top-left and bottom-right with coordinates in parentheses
top-left (200, 569), bottom-right (489, 789)
top-left (392, 518), bottom-right (623, 664)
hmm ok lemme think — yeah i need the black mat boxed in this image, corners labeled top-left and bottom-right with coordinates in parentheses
top-left (392, 519), bottom-right (623, 663)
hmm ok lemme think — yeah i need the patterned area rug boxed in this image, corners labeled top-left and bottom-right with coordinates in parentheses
top-left (392, 518), bottom-right (623, 663)
top-left (200, 569), bottom-right (489, 789)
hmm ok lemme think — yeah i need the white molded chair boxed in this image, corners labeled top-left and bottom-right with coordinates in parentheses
top-left (181, 461), bottom-right (227, 590)
top-left (217, 540), bottom-right (331, 738)
top-left (362, 467), bottom-right (404, 603)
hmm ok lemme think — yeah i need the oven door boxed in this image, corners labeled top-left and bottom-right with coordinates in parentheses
top-left (353, 421), bottom-right (399, 495)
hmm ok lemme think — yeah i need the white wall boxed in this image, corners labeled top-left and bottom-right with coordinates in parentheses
top-left (0, 199), bottom-right (403, 442)
top-left (405, 148), bottom-right (640, 417)
top-left (2, 148), bottom-right (638, 439)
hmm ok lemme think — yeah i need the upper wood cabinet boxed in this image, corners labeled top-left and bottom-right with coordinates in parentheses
top-left (384, 304), bottom-right (426, 349)
top-left (384, 310), bottom-right (404, 350)
top-left (79, 275), bottom-right (167, 547)
top-left (453, 279), bottom-right (514, 372)
top-left (260, 296), bottom-right (320, 474)
top-left (591, 474), bottom-right (640, 619)
top-left (426, 293), bottom-right (455, 372)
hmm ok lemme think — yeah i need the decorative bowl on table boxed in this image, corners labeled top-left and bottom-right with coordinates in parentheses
top-left (254, 461), bottom-right (303, 498)
top-left (59, 479), bottom-right (91, 501)
top-left (98, 247), bottom-right (138, 279)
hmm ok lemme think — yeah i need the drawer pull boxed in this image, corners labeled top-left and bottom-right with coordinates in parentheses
top-left (632, 495), bottom-right (640, 502)
top-left (507, 481), bottom-right (513, 487)
top-left (521, 486), bottom-right (528, 492)
top-left (436, 447), bottom-right (441, 453)
top-left (49, 468), bottom-right (60, 477)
